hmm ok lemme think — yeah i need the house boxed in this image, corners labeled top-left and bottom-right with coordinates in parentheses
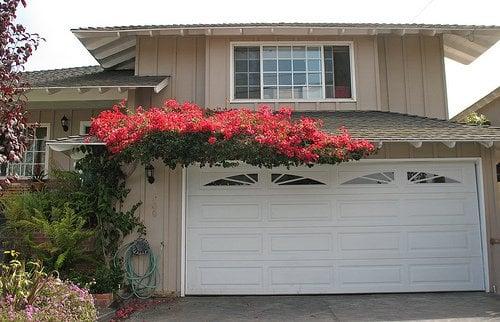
top-left (452, 86), bottom-right (500, 126)
top-left (16, 23), bottom-right (500, 296)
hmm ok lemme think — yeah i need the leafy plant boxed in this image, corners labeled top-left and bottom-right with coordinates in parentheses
top-left (0, 193), bottom-right (96, 274)
top-left (74, 147), bottom-right (143, 265)
top-left (69, 263), bottom-right (124, 294)
top-left (0, 256), bottom-right (97, 322)
top-left (31, 166), bottom-right (47, 183)
top-left (464, 112), bottom-right (491, 126)
top-left (0, 250), bottom-right (47, 310)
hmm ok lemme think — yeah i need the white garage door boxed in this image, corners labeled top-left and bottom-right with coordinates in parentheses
top-left (186, 161), bottom-right (485, 295)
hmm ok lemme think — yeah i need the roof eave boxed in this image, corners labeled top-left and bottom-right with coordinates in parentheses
top-left (71, 25), bottom-right (500, 69)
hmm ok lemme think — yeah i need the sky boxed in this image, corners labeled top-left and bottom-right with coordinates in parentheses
top-left (17, 0), bottom-right (500, 117)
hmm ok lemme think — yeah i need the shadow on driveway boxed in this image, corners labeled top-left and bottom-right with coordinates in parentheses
top-left (128, 292), bottom-right (500, 321)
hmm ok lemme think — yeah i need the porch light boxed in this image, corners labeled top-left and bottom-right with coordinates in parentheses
top-left (145, 164), bottom-right (155, 184)
top-left (60, 115), bottom-right (69, 132)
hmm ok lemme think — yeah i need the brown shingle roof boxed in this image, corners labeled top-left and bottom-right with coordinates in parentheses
top-left (48, 111), bottom-right (500, 148)
top-left (23, 66), bottom-right (168, 89)
top-left (72, 22), bottom-right (500, 32)
top-left (295, 111), bottom-right (500, 142)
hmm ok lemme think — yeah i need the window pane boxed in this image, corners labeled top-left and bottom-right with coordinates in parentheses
top-left (263, 87), bottom-right (277, 99)
top-left (235, 73), bottom-right (248, 86)
top-left (324, 47), bottom-right (333, 59)
top-left (36, 127), bottom-right (47, 139)
top-left (234, 47), bottom-right (248, 60)
top-left (263, 60), bottom-right (277, 72)
top-left (278, 46), bottom-right (291, 58)
top-left (235, 86), bottom-right (248, 99)
top-left (308, 86), bottom-right (323, 99)
top-left (248, 47), bottom-right (260, 60)
top-left (307, 46), bottom-right (321, 59)
top-left (234, 46), bottom-right (261, 99)
top-left (325, 85), bottom-right (334, 98)
top-left (263, 74), bottom-right (277, 85)
top-left (279, 73), bottom-right (292, 86)
top-left (308, 59), bottom-right (321, 71)
top-left (248, 87), bottom-right (260, 99)
top-left (248, 73), bottom-right (260, 86)
top-left (293, 60), bottom-right (306, 72)
top-left (235, 60), bottom-right (247, 72)
top-left (333, 46), bottom-right (352, 98)
top-left (278, 60), bottom-right (291, 72)
top-left (293, 73), bottom-right (306, 85)
top-left (324, 59), bottom-right (333, 72)
top-left (293, 86), bottom-right (305, 99)
top-left (248, 60), bottom-right (260, 72)
top-left (325, 72), bottom-right (334, 85)
top-left (308, 73), bottom-right (322, 85)
top-left (263, 46), bottom-right (277, 59)
top-left (293, 46), bottom-right (306, 58)
top-left (279, 86), bottom-right (293, 99)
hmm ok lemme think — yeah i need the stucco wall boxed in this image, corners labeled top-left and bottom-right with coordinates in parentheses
top-left (129, 142), bottom-right (498, 295)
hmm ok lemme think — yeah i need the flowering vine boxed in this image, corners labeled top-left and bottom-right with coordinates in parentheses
top-left (90, 100), bottom-right (375, 168)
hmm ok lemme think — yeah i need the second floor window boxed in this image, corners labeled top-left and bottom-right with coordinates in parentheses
top-left (233, 43), bottom-right (353, 101)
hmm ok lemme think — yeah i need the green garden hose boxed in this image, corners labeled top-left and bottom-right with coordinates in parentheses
top-left (114, 238), bottom-right (158, 299)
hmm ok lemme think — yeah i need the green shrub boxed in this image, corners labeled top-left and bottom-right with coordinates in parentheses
top-left (0, 193), bottom-right (96, 274)
top-left (69, 263), bottom-right (124, 294)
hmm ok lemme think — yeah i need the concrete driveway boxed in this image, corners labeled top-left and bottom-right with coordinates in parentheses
top-left (128, 292), bottom-right (500, 321)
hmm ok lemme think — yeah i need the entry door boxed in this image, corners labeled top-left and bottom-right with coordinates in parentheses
top-left (186, 161), bottom-right (485, 295)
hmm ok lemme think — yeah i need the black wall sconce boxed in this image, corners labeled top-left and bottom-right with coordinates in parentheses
top-left (145, 164), bottom-right (155, 184)
top-left (61, 115), bottom-right (69, 132)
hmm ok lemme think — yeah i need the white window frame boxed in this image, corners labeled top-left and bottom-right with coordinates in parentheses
top-left (229, 41), bottom-right (356, 103)
top-left (0, 123), bottom-right (51, 179)
top-left (79, 121), bottom-right (92, 135)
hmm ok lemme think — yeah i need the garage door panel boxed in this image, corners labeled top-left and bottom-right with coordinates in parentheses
top-left (269, 201), bottom-right (332, 221)
top-left (186, 258), bottom-right (484, 294)
top-left (186, 161), bottom-right (485, 294)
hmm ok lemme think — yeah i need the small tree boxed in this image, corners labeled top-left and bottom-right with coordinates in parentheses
top-left (0, 0), bottom-right (41, 168)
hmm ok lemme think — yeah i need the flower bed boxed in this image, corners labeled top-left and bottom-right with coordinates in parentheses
top-left (90, 100), bottom-right (375, 168)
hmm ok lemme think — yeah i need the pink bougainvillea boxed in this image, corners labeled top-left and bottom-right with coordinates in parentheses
top-left (90, 99), bottom-right (375, 166)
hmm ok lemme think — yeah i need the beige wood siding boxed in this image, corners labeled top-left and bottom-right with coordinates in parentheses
top-left (377, 35), bottom-right (447, 119)
top-left (132, 143), bottom-right (499, 295)
top-left (198, 35), bottom-right (447, 118)
top-left (136, 36), bottom-right (205, 106)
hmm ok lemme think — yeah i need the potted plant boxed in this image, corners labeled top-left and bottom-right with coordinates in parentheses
top-left (31, 166), bottom-right (47, 192)
top-left (90, 264), bottom-right (123, 307)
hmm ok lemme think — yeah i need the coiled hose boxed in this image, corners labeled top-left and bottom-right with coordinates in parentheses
top-left (114, 238), bottom-right (158, 299)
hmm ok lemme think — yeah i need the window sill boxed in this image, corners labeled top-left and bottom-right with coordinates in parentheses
top-left (229, 98), bottom-right (357, 104)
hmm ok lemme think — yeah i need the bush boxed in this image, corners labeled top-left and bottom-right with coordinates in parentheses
top-left (0, 193), bottom-right (96, 274)
top-left (0, 251), bottom-right (97, 321)
top-left (69, 263), bottom-right (124, 294)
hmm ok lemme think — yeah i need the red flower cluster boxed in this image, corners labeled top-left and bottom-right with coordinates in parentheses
top-left (90, 100), bottom-right (375, 164)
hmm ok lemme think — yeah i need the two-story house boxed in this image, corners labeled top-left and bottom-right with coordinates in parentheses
top-left (18, 23), bottom-right (500, 296)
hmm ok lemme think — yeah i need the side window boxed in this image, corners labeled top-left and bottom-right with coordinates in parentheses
top-left (0, 125), bottom-right (50, 178)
